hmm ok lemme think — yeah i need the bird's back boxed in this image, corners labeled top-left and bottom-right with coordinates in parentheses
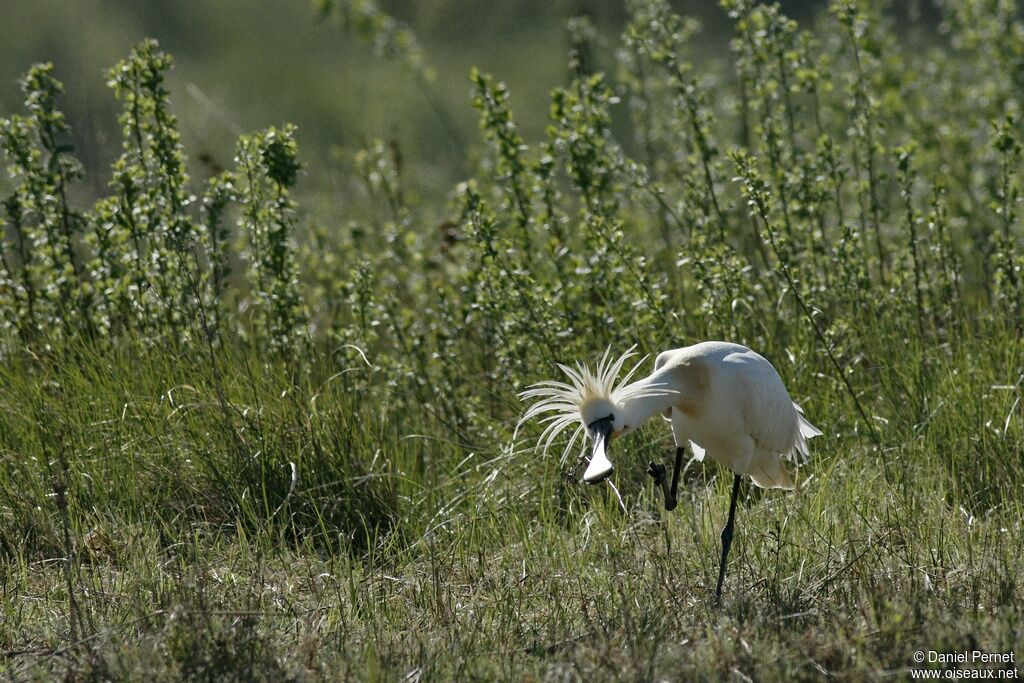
top-left (657, 341), bottom-right (809, 462)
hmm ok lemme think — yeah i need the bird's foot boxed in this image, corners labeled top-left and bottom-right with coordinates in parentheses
top-left (647, 462), bottom-right (677, 511)
top-left (646, 461), bottom-right (666, 485)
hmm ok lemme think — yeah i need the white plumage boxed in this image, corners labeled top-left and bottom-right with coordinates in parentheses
top-left (657, 342), bottom-right (821, 489)
top-left (519, 341), bottom-right (823, 602)
top-left (521, 341), bottom-right (821, 488)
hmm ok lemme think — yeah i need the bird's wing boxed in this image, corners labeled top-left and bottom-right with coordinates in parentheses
top-left (733, 351), bottom-right (806, 461)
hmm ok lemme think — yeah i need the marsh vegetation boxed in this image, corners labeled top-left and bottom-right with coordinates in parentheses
top-left (1, 0), bottom-right (1022, 679)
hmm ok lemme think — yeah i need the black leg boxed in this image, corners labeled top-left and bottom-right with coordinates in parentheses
top-left (647, 445), bottom-right (685, 511)
top-left (715, 474), bottom-right (743, 605)
top-left (668, 446), bottom-right (684, 505)
top-left (646, 461), bottom-right (670, 509)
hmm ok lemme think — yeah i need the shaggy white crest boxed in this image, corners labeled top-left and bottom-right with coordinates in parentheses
top-left (518, 346), bottom-right (673, 463)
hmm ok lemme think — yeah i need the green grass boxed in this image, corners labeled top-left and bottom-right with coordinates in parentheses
top-left (3, 335), bottom-right (1021, 679)
top-left (2, 0), bottom-right (1024, 680)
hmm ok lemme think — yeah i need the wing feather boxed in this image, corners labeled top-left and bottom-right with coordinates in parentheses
top-left (689, 440), bottom-right (706, 462)
top-left (734, 351), bottom-right (821, 464)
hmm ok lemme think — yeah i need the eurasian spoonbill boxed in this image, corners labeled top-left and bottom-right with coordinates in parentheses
top-left (520, 342), bottom-right (822, 602)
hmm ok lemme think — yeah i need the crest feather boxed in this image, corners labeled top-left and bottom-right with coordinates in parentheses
top-left (518, 345), bottom-right (674, 463)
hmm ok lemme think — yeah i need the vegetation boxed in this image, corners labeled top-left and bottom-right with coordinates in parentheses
top-left (2, 0), bottom-right (1022, 679)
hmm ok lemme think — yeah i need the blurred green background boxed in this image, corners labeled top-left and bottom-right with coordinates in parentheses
top-left (0, 0), bottom-right (932, 207)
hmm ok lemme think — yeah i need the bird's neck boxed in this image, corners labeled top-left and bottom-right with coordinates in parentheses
top-left (615, 369), bottom-right (684, 433)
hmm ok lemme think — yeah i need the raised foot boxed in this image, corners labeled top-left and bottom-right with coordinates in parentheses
top-left (647, 462), bottom-right (677, 511)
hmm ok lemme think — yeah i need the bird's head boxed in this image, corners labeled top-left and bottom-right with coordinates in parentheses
top-left (518, 346), bottom-right (663, 484)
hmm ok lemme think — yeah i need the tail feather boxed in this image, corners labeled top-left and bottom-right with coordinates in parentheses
top-left (788, 402), bottom-right (822, 463)
top-left (799, 415), bottom-right (822, 439)
top-left (795, 403), bottom-right (823, 438)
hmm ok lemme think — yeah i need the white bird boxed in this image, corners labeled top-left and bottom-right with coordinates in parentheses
top-left (520, 341), bottom-right (822, 602)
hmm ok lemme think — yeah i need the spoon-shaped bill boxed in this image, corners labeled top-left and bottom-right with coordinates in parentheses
top-left (583, 417), bottom-right (614, 484)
